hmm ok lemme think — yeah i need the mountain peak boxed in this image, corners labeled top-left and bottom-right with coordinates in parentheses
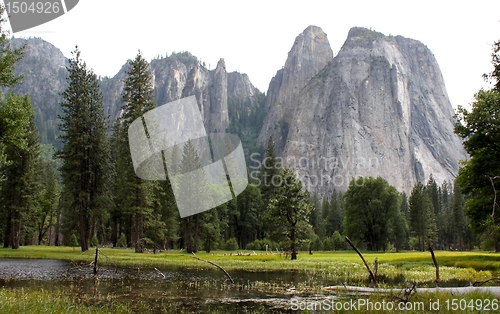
top-left (346, 26), bottom-right (385, 39)
top-left (257, 25), bottom-right (334, 153)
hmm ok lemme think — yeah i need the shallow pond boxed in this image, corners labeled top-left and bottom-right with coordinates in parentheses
top-left (0, 258), bottom-right (475, 312)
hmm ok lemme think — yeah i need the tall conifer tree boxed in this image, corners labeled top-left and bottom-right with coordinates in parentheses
top-left (58, 47), bottom-right (112, 252)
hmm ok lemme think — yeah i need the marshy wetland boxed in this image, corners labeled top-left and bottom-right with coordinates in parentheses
top-left (0, 247), bottom-right (499, 313)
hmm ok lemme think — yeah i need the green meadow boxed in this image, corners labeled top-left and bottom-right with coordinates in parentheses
top-left (0, 247), bottom-right (499, 313)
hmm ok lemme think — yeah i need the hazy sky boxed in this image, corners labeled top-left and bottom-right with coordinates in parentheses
top-left (10, 0), bottom-right (500, 109)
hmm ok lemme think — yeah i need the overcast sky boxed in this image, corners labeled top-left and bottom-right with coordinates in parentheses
top-left (9, 0), bottom-right (500, 109)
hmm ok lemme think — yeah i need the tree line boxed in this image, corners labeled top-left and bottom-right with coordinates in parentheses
top-left (1, 17), bottom-right (499, 256)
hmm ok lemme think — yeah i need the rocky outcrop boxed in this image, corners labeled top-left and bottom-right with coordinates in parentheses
top-left (103, 53), bottom-right (229, 134)
top-left (9, 39), bottom-right (256, 147)
top-left (8, 38), bottom-right (68, 146)
top-left (257, 25), bottom-right (334, 153)
top-left (267, 26), bottom-right (466, 195)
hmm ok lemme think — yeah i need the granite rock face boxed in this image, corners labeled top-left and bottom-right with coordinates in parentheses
top-left (260, 26), bottom-right (466, 195)
top-left (104, 53), bottom-right (230, 134)
top-left (8, 38), bottom-right (68, 146)
top-left (10, 39), bottom-right (256, 147)
top-left (257, 25), bottom-right (334, 153)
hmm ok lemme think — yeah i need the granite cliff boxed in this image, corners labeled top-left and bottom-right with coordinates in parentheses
top-left (258, 26), bottom-right (466, 195)
top-left (8, 27), bottom-right (466, 195)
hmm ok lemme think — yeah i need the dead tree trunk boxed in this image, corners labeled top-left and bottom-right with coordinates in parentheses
top-left (345, 236), bottom-right (377, 287)
top-left (428, 242), bottom-right (440, 287)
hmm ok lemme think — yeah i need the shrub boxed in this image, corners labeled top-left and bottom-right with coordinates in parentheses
top-left (224, 238), bottom-right (239, 251)
top-left (312, 236), bottom-right (323, 251)
top-left (90, 235), bottom-right (99, 247)
top-left (69, 234), bottom-right (78, 247)
top-left (117, 234), bottom-right (127, 248)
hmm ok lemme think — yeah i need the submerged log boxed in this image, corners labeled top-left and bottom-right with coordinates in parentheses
top-left (322, 285), bottom-right (500, 297)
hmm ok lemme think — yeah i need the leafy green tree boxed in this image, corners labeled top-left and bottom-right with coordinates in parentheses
top-left (267, 166), bottom-right (312, 260)
top-left (58, 47), bottom-right (113, 252)
top-left (455, 40), bottom-right (500, 251)
top-left (0, 7), bottom-right (26, 185)
top-left (408, 182), bottom-right (437, 251)
top-left (343, 177), bottom-right (400, 251)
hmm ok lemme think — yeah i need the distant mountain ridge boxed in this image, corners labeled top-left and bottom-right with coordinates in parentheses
top-left (7, 26), bottom-right (466, 195)
top-left (7, 38), bottom-right (264, 151)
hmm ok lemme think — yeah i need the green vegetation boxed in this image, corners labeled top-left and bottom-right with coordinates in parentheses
top-left (455, 39), bottom-right (500, 251)
top-left (0, 246), bottom-right (498, 281)
top-left (0, 286), bottom-right (497, 314)
top-left (344, 177), bottom-right (400, 251)
top-left (57, 47), bottom-right (113, 252)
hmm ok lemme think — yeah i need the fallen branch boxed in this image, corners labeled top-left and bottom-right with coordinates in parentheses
top-left (322, 285), bottom-right (500, 297)
top-left (345, 236), bottom-right (377, 287)
top-left (154, 267), bottom-right (166, 279)
top-left (191, 254), bottom-right (234, 284)
top-left (473, 277), bottom-right (500, 286)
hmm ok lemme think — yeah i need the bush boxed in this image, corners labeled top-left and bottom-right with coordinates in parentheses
top-left (90, 235), bottom-right (99, 247)
top-left (69, 234), bottom-right (78, 247)
top-left (311, 236), bottom-right (323, 251)
top-left (224, 238), bottom-right (239, 251)
top-left (245, 241), bottom-right (260, 250)
top-left (117, 234), bottom-right (127, 248)
top-left (245, 239), bottom-right (278, 251)
top-left (323, 236), bottom-right (334, 251)
top-left (332, 231), bottom-right (345, 250)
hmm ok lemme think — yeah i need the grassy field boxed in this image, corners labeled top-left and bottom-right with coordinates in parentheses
top-left (0, 246), bottom-right (498, 283)
top-left (0, 286), bottom-right (498, 314)
top-left (0, 247), bottom-right (499, 313)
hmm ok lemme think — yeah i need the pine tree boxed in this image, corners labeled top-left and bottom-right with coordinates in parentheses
top-left (258, 136), bottom-right (281, 201)
top-left (116, 51), bottom-right (158, 253)
top-left (409, 183), bottom-right (437, 251)
top-left (0, 6), bottom-right (26, 185)
top-left (58, 47), bottom-right (112, 252)
top-left (36, 159), bottom-right (59, 245)
top-left (257, 136), bottom-right (281, 239)
top-left (451, 182), bottom-right (467, 250)
top-left (267, 166), bottom-right (312, 260)
top-left (178, 140), bottom-right (207, 253)
top-left (0, 97), bottom-right (41, 249)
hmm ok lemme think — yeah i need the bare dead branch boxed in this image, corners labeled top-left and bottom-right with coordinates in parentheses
top-left (191, 254), bottom-right (234, 284)
top-left (488, 175), bottom-right (500, 217)
top-left (154, 267), bottom-right (166, 279)
top-left (428, 242), bottom-right (440, 287)
top-left (344, 236), bottom-right (377, 287)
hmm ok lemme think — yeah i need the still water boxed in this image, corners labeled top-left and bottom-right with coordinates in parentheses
top-left (0, 258), bottom-right (472, 312)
